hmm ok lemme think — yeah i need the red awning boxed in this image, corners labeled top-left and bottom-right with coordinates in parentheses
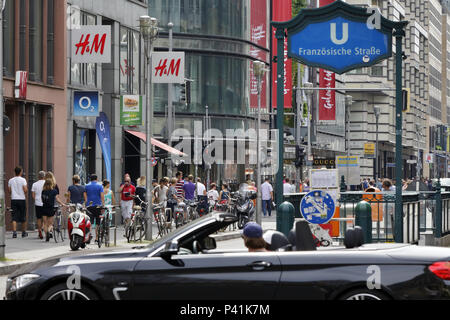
top-left (126, 130), bottom-right (187, 157)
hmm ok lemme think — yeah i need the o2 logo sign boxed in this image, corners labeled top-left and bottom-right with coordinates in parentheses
top-left (74, 91), bottom-right (99, 117)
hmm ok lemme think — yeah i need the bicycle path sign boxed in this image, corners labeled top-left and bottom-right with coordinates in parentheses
top-left (300, 190), bottom-right (336, 224)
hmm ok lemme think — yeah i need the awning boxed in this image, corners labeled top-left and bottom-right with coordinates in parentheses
top-left (126, 130), bottom-right (187, 157)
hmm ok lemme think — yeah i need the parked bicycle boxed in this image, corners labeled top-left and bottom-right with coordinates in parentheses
top-left (97, 205), bottom-right (116, 248)
top-left (153, 202), bottom-right (170, 238)
top-left (125, 196), bottom-right (148, 243)
top-left (53, 205), bottom-right (66, 243)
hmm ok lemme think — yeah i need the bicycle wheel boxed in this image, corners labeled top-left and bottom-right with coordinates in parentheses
top-left (125, 221), bottom-right (134, 243)
top-left (134, 218), bottom-right (147, 242)
top-left (104, 223), bottom-right (110, 247)
top-left (97, 221), bottom-right (103, 248)
top-left (53, 215), bottom-right (61, 243)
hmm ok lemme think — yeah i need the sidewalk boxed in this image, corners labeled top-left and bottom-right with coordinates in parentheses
top-left (0, 215), bottom-right (277, 276)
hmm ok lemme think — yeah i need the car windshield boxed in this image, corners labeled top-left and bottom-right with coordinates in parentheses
top-left (145, 214), bottom-right (216, 250)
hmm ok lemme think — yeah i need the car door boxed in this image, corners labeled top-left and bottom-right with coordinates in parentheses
top-left (131, 251), bottom-right (281, 300)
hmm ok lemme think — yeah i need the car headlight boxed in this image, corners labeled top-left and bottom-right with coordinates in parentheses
top-left (8, 274), bottom-right (41, 292)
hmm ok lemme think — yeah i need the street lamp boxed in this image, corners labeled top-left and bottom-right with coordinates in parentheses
top-left (415, 123), bottom-right (422, 190)
top-left (140, 15), bottom-right (159, 241)
top-left (374, 105), bottom-right (381, 182)
top-left (303, 82), bottom-right (313, 173)
top-left (253, 60), bottom-right (266, 226)
top-left (345, 95), bottom-right (353, 190)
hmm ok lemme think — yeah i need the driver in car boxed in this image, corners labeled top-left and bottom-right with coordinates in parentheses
top-left (241, 222), bottom-right (268, 252)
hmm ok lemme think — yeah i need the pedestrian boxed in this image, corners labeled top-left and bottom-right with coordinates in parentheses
top-left (123, 173), bottom-right (135, 186)
top-left (67, 174), bottom-right (86, 205)
top-left (241, 222), bottom-right (268, 252)
top-left (135, 176), bottom-right (146, 206)
top-left (102, 180), bottom-right (116, 207)
top-left (290, 180), bottom-right (296, 193)
top-left (31, 170), bottom-right (46, 239)
top-left (261, 177), bottom-right (274, 217)
top-left (151, 179), bottom-right (159, 203)
top-left (8, 166), bottom-right (28, 238)
top-left (166, 178), bottom-right (179, 223)
top-left (303, 179), bottom-right (310, 192)
top-left (207, 183), bottom-right (220, 208)
top-left (283, 178), bottom-right (292, 195)
top-left (382, 179), bottom-right (395, 192)
top-left (195, 177), bottom-right (207, 197)
top-left (159, 177), bottom-right (169, 206)
top-left (85, 174), bottom-right (104, 243)
top-left (119, 174), bottom-right (135, 226)
top-left (175, 171), bottom-right (185, 200)
top-left (183, 175), bottom-right (196, 201)
top-left (218, 183), bottom-right (230, 204)
top-left (41, 178), bottom-right (66, 242)
top-left (376, 178), bottom-right (383, 190)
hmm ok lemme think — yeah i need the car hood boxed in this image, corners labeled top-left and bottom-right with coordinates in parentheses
top-left (9, 248), bottom-right (151, 278)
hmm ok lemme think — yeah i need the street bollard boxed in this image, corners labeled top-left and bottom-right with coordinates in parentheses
top-left (277, 202), bottom-right (295, 237)
top-left (355, 201), bottom-right (372, 243)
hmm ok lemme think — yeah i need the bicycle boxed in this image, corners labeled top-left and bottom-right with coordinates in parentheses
top-left (125, 196), bottom-right (148, 243)
top-left (97, 205), bottom-right (116, 248)
top-left (53, 206), bottom-right (66, 243)
top-left (153, 202), bottom-right (170, 238)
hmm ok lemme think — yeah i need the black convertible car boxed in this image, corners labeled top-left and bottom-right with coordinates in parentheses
top-left (5, 213), bottom-right (450, 300)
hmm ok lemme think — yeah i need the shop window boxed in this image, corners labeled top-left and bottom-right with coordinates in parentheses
top-left (120, 26), bottom-right (141, 94)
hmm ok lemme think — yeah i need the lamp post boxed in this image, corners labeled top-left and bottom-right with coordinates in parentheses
top-left (253, 61), bottom-right (266, 226)
top-left (140, 15), bottom-right (159, 241)
top-left (303, 82), bottom-right (313, 172)
top-left (345, 95), bottom-right (353, 189)
top-left (0, 0), bottom-right (5, 259)
top-left (415, 123), bottom-right (422, 190)
top-left (167, 22), bottom-right (174, 178)
top-left (374, 105), bottom-right (381, 182)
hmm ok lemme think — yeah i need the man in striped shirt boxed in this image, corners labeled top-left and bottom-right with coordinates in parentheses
top-left (175, 171), bottom-right (185, 199)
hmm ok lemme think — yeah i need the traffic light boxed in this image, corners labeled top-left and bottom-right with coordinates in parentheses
top-left (402, 88), bottom-right (410, 113)
top-left (295, 145), bottom-right (305, 168)
top-left (180, 81), bottom-right (191, 106)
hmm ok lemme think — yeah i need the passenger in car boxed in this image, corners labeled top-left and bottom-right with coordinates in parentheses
top-left (241, 222), bottom-right (268, 252)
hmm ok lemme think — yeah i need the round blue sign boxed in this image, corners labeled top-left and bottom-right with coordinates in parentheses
top-left (300, 190), bottom-right (335, 224)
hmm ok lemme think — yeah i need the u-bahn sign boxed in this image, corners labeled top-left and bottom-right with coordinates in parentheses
top-left (275, 0), bottom-right (403, 74)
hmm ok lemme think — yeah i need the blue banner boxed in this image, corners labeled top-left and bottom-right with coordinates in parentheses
top-left (74, 91), bottom-right (99, 117)
top-left (95, 112), bottom-right (112, 182)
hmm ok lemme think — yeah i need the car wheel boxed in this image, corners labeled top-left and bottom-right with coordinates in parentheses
top-left (41, 283), bottom-right (99, 301)
top-left (339, 289), bottom-right (390, 300)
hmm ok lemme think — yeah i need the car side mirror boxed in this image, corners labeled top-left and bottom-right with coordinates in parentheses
top-left (160, 240), bottom-right (179, 259)
top-left (203, 237), bottom-right (217, 250)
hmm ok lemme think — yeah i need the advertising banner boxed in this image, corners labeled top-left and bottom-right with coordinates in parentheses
top-left (73, 91), bottom-right (99, 117)
top-left (318, 0), bottom-right (336, 121)
top-left (121, 95), bottom-right (143, 126)
top-left (364, 142), bottom-right (375, 158)
top-left (95, 112), bottom-right (112, 182)
top-left (272, 0), bottom-right (292, 109)
top-left (250, 0), bottom-right (268, 110)
top-left (14, 71), bottom-right (28, 100)
top-left (151, 52), bottom-right (185, 84)
top-left (71, 25), bottom-right (111, 63)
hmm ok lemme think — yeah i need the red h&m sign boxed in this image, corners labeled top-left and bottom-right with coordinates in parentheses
top-left (151, 52), bottom-right (185, 84)
top-left (318, 0), bottom-right (336, 121)
top-left (250, 0), bottom-right (268, 109)
top-left (272, 0), bottom-right (292, 109)
top-left (71, 26), bottom-right (111, 63)
top-left (14, 71), bottom-right (28, 100)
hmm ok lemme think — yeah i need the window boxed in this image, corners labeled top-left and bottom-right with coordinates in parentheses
top-left (120, 27), bottom-right (141, 94)
top-left (2, 0), bottom-right (14, 77)
top-left (47, 0), bottom-right (55, 84)
top-left (29, 0), bottom-right (43, 82)
top-left (70, 12), bottom-right (97, 87)
top-left (371, 66), bottom-right (383, 77)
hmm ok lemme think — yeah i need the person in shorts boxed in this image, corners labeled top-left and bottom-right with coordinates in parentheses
top-left (41, 178), bottom-right (66, 241)
top-left (8, 166), bottom-right (28, 238)
top-left (85, 174), bottom-right (104, 243)
top-left (67, 175), bottom-right (86, 205)
top-left (31, 171), bottom-right (46, 239)
top-left (119, 175), bottom-right (136, 226)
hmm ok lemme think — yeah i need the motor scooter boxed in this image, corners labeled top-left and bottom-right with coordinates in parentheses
top-left (234, 183), bottom-right (257, 229)
top-left (68, 204), bottom-right (93, 251)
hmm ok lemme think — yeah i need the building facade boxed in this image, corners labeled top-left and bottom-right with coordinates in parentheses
top-left (2, 0), bottom-right (68, 230)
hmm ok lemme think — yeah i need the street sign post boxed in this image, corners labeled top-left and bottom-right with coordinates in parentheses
top-left (272, 0), bottom-right (407, 241)
top-left (300, 190), bottom-right (336, 225)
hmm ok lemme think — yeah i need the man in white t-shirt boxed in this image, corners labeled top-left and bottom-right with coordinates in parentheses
top-left (283, 178), bottom-right (293, 195)
top-left (8, 166), bottom-right (28, 238)
top-left (261, 178), bottom-right (274, 217)
top-left (195, 178), bottom-right (207, 197)
top-left (31, 171), bottom-right (46, 239)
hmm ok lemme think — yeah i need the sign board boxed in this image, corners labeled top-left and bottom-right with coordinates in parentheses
top-left (152, 52), bottom-right (185, 83)
top-left (406, 159), bottom-right (417, 164)
top-left (300, 190), bottom-right (336, 224)
top-left (310, 169), bottom-right (339, 189)
top-left (386, 163), bottom-right (395, 167)
top-left (288, 15), bottom-right (391, 75)
top-left (71, 26), bottom-right (111, 63)
top-left (313, 158), bottom-right (335, 167)
top-left (336, 156), bottom-right (360, 185)
top-left (425, 153), bottom-right (434, 164)
top-left (14, 71), bottom-right (28, 99)
top-left (73, 91), bottom-right (99, 117)
top-left (364, 142), bottom-right (375, 158)
top-left (120, 95), bottom-right (143, 126)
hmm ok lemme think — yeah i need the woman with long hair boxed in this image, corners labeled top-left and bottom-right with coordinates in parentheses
top-left (41, 178), bottom-right (66, 241)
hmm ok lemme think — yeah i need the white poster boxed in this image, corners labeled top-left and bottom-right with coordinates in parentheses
top-left (151, 52), bottom-right (185, 83)
top-left (71, 26), bottom-right (111, 63)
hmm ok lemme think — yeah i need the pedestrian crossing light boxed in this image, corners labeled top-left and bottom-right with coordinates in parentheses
top-left (402, 88), bottom-right (410, 113)
top-left (180, 81), bottom-right (191, 106)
